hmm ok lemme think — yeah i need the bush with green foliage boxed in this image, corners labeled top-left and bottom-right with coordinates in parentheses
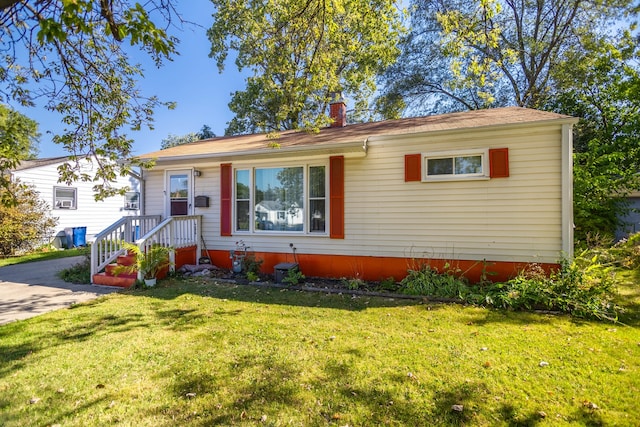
top-left (281, 267), bottom-right (305, 286)
top-left (593, 232), bottom-right (640, 269)
top-left (340, 275), bottom-right (366, 290)
top-left (399, 263), bottom-right (472, 299)
top-left (57, 255), bottom-right (91, 284)
top-left (0, 181), bottom-right (57, 256)
top-left (484, 256), bottom-right (618, 320)
top-left (398, 256), bottom-right (618, 321)
top-left (242, 253), bottom-right (263, 277)
top-left (377, 276), bottom-right (399, 292)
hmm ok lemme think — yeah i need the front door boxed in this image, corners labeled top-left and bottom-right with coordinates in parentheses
top-left (166, 170), bottom-right (192, 216)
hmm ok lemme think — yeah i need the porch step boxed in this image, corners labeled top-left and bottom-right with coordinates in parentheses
top-left (117, 253), bottom-right (136, 266)
top-left (105, 262), bottom-right (132, 276)
top-left (92, 256), bottom-right (138, 289)
top-left (92, 272), bottom-right (137, 288)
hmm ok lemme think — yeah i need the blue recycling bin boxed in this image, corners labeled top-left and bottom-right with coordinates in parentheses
top-left (72, 226), bottom-right (87, 247)
top-left (132, 225), bottom-right (140, 241)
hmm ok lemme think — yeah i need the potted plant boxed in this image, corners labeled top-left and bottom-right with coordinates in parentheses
top-left (115, 242), bottom-right (173, 286)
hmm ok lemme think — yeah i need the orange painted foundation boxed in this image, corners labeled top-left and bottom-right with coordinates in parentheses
top-left (175, 245), bottom-right (197, 267)
top-left (177, 248), bottom-right (558, 283)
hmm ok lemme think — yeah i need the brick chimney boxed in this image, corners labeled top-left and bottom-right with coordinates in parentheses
top-left (329, 93), bottom-right (347, 128)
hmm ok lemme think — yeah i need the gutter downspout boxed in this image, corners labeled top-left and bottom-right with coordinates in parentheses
top-left (561, 123), bottom-right (574, 259)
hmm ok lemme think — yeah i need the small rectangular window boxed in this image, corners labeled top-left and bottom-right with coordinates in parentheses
top-left (54, 187), bottom-right (77, 209)
top-left (124, 192), bottom-right (139, 210)
top-left (424, 150), bottom-right (487, 181)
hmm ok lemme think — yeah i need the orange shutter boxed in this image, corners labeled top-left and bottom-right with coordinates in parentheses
top-left (489, 148), bottom-right (509, 178)
top-left (330, 156), bottom-right (344, 239)
top-left (220, 163), bottom-right (232, 236)
top-left (404, 154), bottom-right (422, 182)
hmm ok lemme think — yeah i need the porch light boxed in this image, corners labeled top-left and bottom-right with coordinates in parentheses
top-left (193, 170), bottom-right (202, 177)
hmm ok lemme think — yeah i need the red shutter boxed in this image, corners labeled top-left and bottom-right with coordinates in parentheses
top-left (489, 148), bottom-right (509, 178)
top-left (329, 156), bottom-right (344, 239)
top-left (404, 154), bottom-right (422, 182)
top-left (220, 163), bottom-right (232, 236)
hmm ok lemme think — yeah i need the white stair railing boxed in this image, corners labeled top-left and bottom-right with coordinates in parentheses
top-left (91, 216), bottom-right (162, 278)
top-left (133, 215), bottom-right (202, 281)
top-left (90, 215), bottom-right (202, 283)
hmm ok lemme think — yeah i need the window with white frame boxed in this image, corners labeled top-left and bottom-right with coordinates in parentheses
top-left (234, 164), bottom-right (327, 233)
top-left (124, 192), bottom-right (140, 210)
top-left (424, 149), bottom-right (488, 180)
top-left (54, 187), bottom-right (77, 209)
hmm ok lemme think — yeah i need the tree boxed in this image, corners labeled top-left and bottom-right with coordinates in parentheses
top-left (0, 179), bottom-right (57, 256)
top-left (0, 104), bottom-right (39, 206)
top-left (160, 132), bottom-right (199, 150)
top-left (198, 124), bottom-right (215, 139)
top-left (160, 125), bottom-right (215, 149)
top-left (208, 0), bottom-right (404, 135)
top-left (0, 0), bottom-right (180, 202)
top-left (379, 0), bottom-right (633, 116)
top-left (549, 32), bottom-right (640, 244)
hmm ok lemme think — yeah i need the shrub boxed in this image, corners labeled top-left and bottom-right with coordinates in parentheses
top-left (58, 255), bottom-right (91, 284)
top-left (0, 181), bottom-right (57, 256)
top-left (341, 276), bottom-right (366, 290)
top-left (399, 263), bottom-right (472, 299)
top-left (377, 276), bottom-right (399, 292)
top-left (281, 267), bottom-right (305, 286)
top-left (398, 256), bottom-right (619, 321)
top-left (483, 256), bottom-right (618, 320)
top-left (598, 232), bottom-right (640, 269)
top-left (242, 252), bottom-right (263, 276)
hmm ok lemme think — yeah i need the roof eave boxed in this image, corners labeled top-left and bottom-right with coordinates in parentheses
top-left (366, 115), bottom-right (580, 143)
top-left (140, 139), bottom-right (368, 163)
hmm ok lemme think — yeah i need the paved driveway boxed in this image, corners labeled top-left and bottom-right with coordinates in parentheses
top-left (0, 256), bottom-right (119, 325)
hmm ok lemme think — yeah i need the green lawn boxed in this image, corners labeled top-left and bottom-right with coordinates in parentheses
top-left (0, 247), bottom-right (88, 268)
top-left (1, 276), bottom-right (639, 426)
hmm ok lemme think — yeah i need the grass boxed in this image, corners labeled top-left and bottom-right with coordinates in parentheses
top-left (1, 276), bottom-right (639, 426)
top-left (0, 247), bottom-right (88, 268)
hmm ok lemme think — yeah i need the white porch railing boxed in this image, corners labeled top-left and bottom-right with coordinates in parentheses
top-left (91, 216), bottom-right (162, 278)
top-left (90, 215), bottom-right (202, 282)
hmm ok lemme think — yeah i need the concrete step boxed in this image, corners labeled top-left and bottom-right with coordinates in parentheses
top-left (92, 272), bottom-right (136, 288)
top-left (116, 254), bottom-right (136, 266)
top-left (105, 263), bottom-right (137, 276)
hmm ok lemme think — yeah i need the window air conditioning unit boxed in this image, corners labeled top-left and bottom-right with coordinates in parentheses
top-left (60, 200), bottom-right (73, 208)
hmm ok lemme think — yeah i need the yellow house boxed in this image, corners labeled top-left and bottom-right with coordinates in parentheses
top-left (92, 106), bottom-right (578, 285)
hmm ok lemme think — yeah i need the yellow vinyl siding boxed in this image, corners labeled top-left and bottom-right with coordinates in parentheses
top-left (144, 121), bottom-right (567, 264)
top-left (342, 124), bottom-right (563, 263)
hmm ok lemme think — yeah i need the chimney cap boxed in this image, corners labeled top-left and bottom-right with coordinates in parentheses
top-left (329, 91), bottom-right (345, 104)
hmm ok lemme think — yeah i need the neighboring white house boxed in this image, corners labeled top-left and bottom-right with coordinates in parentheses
top-left (129, 106), bottom-right (577, 283)
top-left (11, 156), bottom-right (140, 248)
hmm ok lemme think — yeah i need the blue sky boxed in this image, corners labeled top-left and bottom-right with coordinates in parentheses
top-left (19, 1), bottom-right (246, 158)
